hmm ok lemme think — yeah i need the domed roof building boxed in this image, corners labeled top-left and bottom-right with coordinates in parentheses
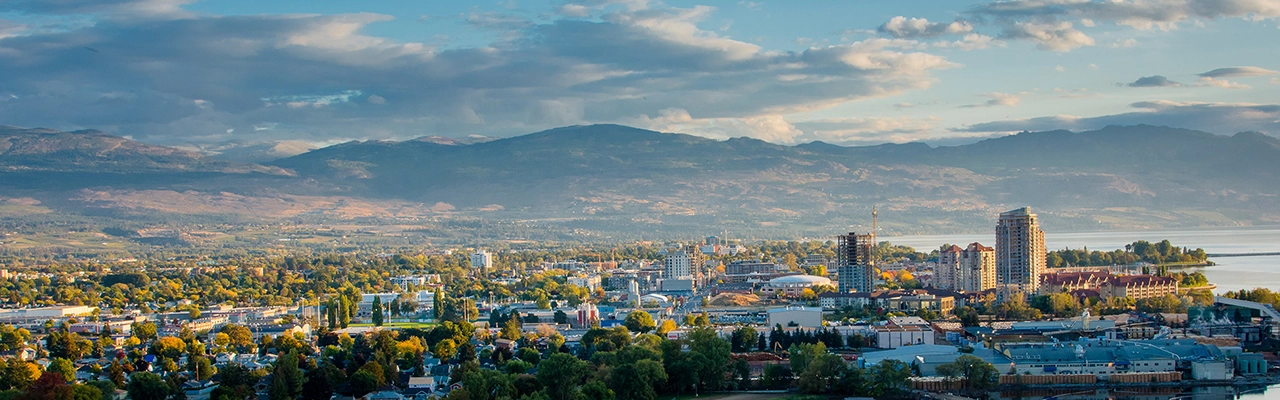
top-left (763, 274), bottom-right (834, 297)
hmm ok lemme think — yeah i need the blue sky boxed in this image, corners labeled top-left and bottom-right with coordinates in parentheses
top-left (0, 0), bottom-right (1278, 146)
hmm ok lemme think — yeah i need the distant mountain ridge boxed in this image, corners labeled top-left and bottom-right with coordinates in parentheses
top-left (0, 126), bottom-right (291, 175)
top-left (0, 123), bottom-right (1277, 238)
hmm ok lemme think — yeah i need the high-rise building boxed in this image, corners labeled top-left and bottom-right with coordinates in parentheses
top-left (936, 243), bottom-right (996, 292)
top-left (995, 207), bottom-right (1046, 294)
top-left (470, 250), bottom-right (492, 270)
top-left (837, 232), bottom-right (875, 293)
top-left (663, 245), bottom-right (702, 280)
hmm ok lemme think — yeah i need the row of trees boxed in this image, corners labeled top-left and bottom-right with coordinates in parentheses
top-left (1047, 240), bottom-right (1208, 268)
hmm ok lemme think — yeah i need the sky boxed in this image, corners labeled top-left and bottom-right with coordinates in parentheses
top-left (0, 0), bottom-right (1278, 147)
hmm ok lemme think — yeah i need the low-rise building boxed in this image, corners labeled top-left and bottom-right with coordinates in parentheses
top-left (818, 292), bottom-right (872, 309)
top-left (761, 275), bottom-right (834, 297)
top-left (997, 338), bottom-right (1229, 377)
top-left (767, 306), bottom-right (823, 328)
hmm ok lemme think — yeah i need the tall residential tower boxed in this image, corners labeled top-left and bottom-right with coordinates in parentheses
top-left (995, 207), bottom-right (1046, 294)
top-left (936, 242), bottom-right (996, 292)
top-left (837, 232), bottom-right (875, 293)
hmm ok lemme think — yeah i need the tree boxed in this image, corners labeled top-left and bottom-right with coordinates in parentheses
top-left (798, 353), bottom-right (846, 394)
top-left (935, 355), bottom-right (998, 390)
top-left (300, 363), bottom-right (342, 400)
top-left (686, 327), bottom-right (732, 391)
top-left (623, 311), bottom-right (656, 334)
top-left (553, 310), bottom-right (568, 325)
top-left (500, 315), bottom-right (522, 341)
top-left (371, 296), bottom-right (384, 327)
top-left (130, 323), bottom-right (157, 342)
top-left (580, 381), bottom-right (614, 400)
top-left (151, 337), bottom-right (186, 361)
top-left (955, 306), bottom-right (981, 327)
top-left (84, 381), bottom-right (115, 400)
top-left (18, 372), bottom-right (73, 400)
top-left (868, 359), bottom-right (911, 396)
top-left (187, 357), bottom-right (216, 381)
top-left (729, 326), bottom-right (758, 353)
top-left (125, 372), bottom-right (168, 400)
top-left (45, 360), bottom-right (74, 383)
top-left (607, 359), bottom-right (666, 400)
top-left (220, 325), bottom-right (253, 351)
top-left (70, 384), bottom-right (101, 400)
top-left (433, 339), bottom-right (457, 360)
top-left (537, 353), bottom-right (588, 400)
top-left (656, 320), bottom-right (676, 336)
top-left (269, 350), bottom-right (303, 400)
top-left (349, 370), bottom-right (379, 398)
top-left (1, 359), bottom-right (41, 391)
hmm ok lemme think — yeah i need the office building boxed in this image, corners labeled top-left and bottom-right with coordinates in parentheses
top-left (837, 232), bottom-right (875, 293)
top-left (995, 207), bottom-right (1046, 294)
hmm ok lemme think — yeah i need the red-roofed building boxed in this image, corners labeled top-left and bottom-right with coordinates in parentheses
top-left (1100, 275), bottom-right (1178, 300)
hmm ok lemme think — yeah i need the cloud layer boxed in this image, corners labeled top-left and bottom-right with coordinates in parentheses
top-left (0, 1), bottom-right (960, 144)
top-left (960, 101), bottom-right (1280, 135)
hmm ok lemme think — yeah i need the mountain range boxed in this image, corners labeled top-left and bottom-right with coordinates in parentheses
top-left (1, 123), bottom-right (1277, 243)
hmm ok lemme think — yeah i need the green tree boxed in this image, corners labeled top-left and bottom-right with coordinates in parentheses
top-left (500, 315), bottom-right (522, 341)
top-left (607, 359), bottom-right (666, 400)
top-left (125, 372), bottom-right (169, 400)
top-left (788, 342), bottom-right (827, 374)
top-left (935, 355), bottom-right (998, 389)
top-left (187, 356), bottom-right (216, 381)
top-left (84, 381), bottom-right (115, 400)
top-left (45, 359), bottom-right (75, 383)
top-left (537, 353), bottom-right (588, 400)
top-left (868, 359), bottom-right (912, 396)
top-left (269, 350), bottom-right (303, 400)
top-left (349, 370), bottom-right (379, 398)
top-left (433, 339), bottom-right (457, 360)
top-left (71, 384), bottom-right (102, 400)
top-left (623, 311), bottom-right (656, 334)
top-left (797, 353), bottom-right (846, 394)
top-left (130, 323), bottom-right (157, 342)
top-left (371, 296), bottom-right (384, 327)
top-left (729, 326), bottom-right (758, 353)
top-left (580, 381), bottom-right (614, 400)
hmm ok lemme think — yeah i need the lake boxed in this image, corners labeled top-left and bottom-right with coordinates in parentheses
top-left (882, 226), bottom-right (1280, 294)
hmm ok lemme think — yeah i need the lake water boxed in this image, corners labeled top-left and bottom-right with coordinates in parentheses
top-left (882, 226), bottom-right (1280, 294)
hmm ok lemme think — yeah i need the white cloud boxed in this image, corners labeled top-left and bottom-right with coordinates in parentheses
top-left (1003, 21), bottom-right (1095, 52)
top-left (878, 16), bottom-right (974, 38)
top-left (970, 0), bottom-right (1280, 30)
top-left (1110, 38), bottom-right (1140, 48)
top-left (1055, 65), bottom-right (1066, 72)
top-left (1198, 66), bottom-right (1280, 78)
top-left (558, 4), bottom-right (592, 17)
top-left (962, 92), bottom-right (1024, 108)
top-left (960, 100), bottom-right (1280, 135)
top-left (1197, 77), bottom-right (1252, 89)
top-left (792, 117), bottom-right (940, 145)
top-left (967, 0), bottom-right (1280, 51)
top-left (0, 3), bottom-right (957, 144)
top-left (931, 33), bottom-right (1001, 50)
